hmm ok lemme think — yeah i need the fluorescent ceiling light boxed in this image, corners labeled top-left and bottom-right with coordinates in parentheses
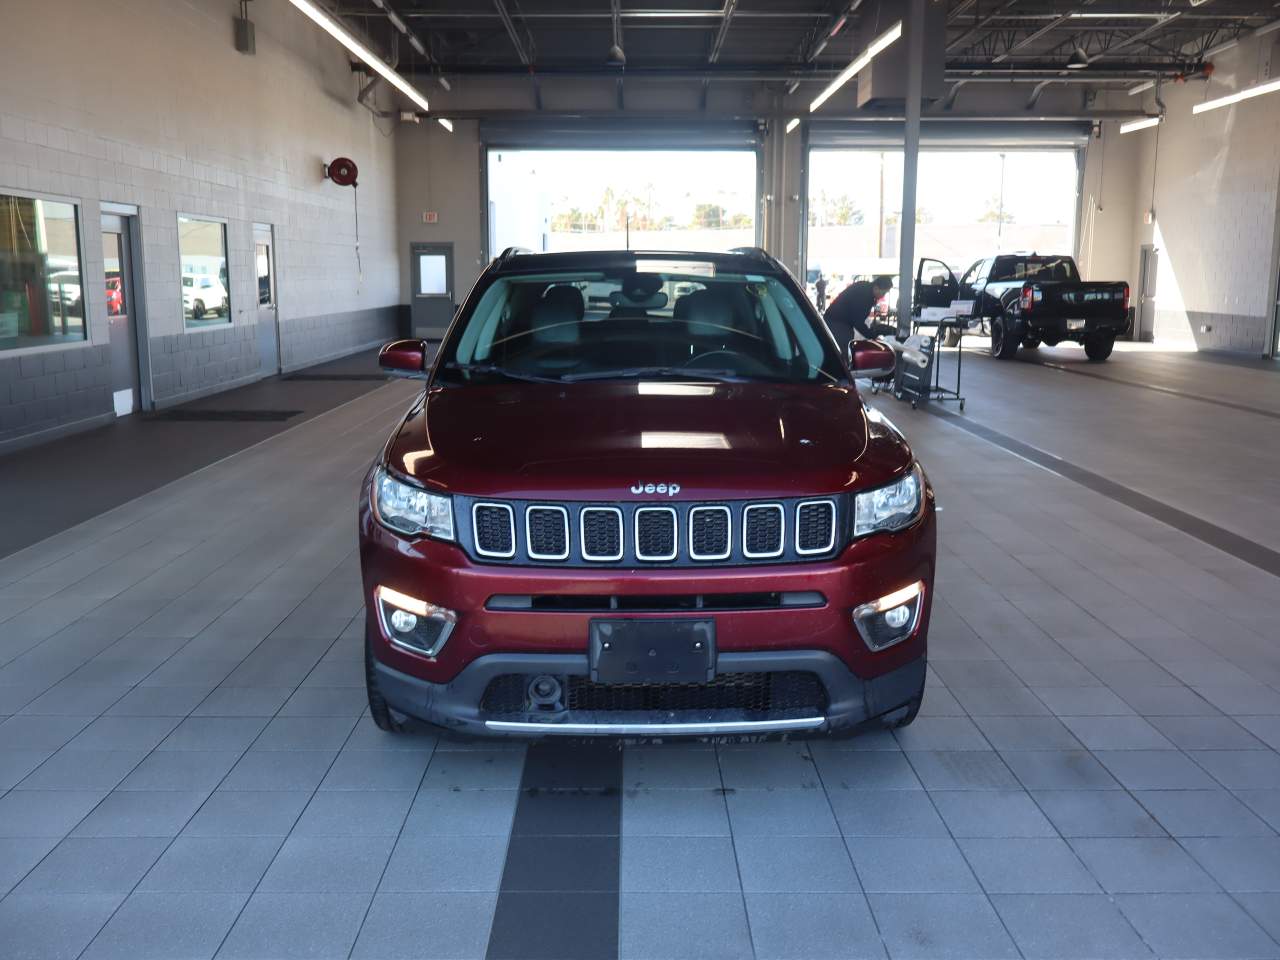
top-left (436, 118), bottom-right (454, 132)
top-left (1192, 76), bottom-right (1280, 114)
top-left (809, 20), bottom-right (902, 113)
top-left (285, 0), bottom-right (430, 113)
top-left (408, 35), bottom-right (426, 56)
top-left (386, 10), bottom-right (407, 33)
top-left (1071, 11), bottom-right (1164, 18)
top-left (1127, 80), bottom-right (1155, 96)
top-left (785, 117), bottom-right (800, 134)
top-left (1119, 116), bottom-right (1161, 134)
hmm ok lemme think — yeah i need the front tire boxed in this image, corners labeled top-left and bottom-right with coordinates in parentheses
top-left (192, 299), bottom-right (206, 320)
top-left (942, 328), bottom-right (962, 348)
top-left (990, 314), bottom-right (1019, 360)
top-left (1084, 333), bottom-right (1115, 362)
top-left (365, 640), bottom-right (406, 733)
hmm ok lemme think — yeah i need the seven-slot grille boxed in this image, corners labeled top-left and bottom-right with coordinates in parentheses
top-left (581, 507), bottom-right (624, 561)
top-left (467, 498), bottom-right (841, 566)
top-left (472, 503), bottom-right (515, 558)
top-left (689, 506), bottom-right (731, 561)
top-left (525, 506), bottom-right (569, 560)
top-left (796, 500), bottom-right (837, 554)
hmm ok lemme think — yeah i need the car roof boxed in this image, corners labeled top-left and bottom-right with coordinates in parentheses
top-left (489, 247), bottom-right (782, 276)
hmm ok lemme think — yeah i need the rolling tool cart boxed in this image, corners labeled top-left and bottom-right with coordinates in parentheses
top-left (894, 317), bottom-right (968, 411)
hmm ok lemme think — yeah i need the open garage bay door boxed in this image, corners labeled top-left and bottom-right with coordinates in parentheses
top-left (482, 119), bottom-right (762, 258)
top-left (805, 121), bottom-right (1088, 295)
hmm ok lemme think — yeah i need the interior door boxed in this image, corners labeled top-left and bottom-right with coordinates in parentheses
top-left (914, 258), bottom-right (958, 314)
top-left (410, 242), bottom-right (455, 339)
top-left (254, 224), bottom-right (281, 372)
top-left (1136, 244), bottom-right (1158, 343)
top-left (101, 214), bottom-right (142, 416)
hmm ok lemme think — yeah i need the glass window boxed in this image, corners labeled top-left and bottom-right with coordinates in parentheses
top-left (103, 232), bottom-right (127, 317)
top-left (179, 216), bottom-right (229, 327)
top-left (417, 254), bottom-right (448, 296)
top-left (441, 265), bottom-right (843, 386)
top-left (255, 242), bottom-right (272, 305)
top-left (989, 255), bottom-right (1079, 283)
top-left (0, 193), bottom-right (85, 350)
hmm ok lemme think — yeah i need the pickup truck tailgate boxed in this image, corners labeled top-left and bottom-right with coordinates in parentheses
top-left (1038, 282), bottom-right (1127, 318)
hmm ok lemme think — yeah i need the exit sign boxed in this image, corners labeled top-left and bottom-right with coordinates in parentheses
top-left (422, 211), bottom-right (438, 224)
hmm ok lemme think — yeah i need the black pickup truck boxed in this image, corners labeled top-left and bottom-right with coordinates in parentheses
top-left (914, 254), bottom-right (1131, 361)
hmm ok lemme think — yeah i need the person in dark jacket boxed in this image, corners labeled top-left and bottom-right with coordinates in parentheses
top-left (823, 274), bottom-right (894, 347)
top-left (814, 273), bottom-right (828, 312)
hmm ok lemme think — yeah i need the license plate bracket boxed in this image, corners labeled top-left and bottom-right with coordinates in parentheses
top-left (589, 619), bottom-right (716, 684)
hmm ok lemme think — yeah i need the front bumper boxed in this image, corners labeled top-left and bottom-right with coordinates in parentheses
top-left (359, 478), bottom-right (935, 738)
top-left (1024, 313), bottom-right (1132, 341)
top-left (373, 648), bottom-right (926, 737)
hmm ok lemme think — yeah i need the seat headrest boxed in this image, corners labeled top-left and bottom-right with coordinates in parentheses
top-left (541, 285), bottom-right (585, 320)
top-left (680, 287), bottom-right (739, 337)
top-left (530, 299), bottom-right (580, 345)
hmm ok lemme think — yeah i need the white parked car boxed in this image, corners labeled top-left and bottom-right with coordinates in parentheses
top-left (183, 275), bottom-right (229, 320)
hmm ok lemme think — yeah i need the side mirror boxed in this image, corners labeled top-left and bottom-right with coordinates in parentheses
top-left (379, 339), bottom-right (429, 379)
top-left (848, 339), bottom-right (896, 379)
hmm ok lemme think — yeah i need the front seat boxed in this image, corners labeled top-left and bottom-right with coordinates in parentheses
top-left (524, 288), bottom-right (584, 372)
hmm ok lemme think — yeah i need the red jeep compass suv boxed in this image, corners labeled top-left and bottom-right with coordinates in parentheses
top-left (359, 248), bottom-right (935, 737)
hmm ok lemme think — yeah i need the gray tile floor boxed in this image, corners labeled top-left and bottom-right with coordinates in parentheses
top-left (2, 350), bottom-right (1280, 959)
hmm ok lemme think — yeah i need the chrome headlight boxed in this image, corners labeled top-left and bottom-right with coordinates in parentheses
top-left (854, 463), bottom-right (924, 537)
top-left (373, 467), bottom-right (454, 540)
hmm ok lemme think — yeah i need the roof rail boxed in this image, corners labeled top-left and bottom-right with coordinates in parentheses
top-left (728, 246), bottom-right (770, 261)
top-left (496, 246), bottom-right (533, 264)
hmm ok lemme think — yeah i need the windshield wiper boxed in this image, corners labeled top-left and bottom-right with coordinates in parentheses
top-left (558, 366), bottom-right (747, 383)
top-left (442, 362), bottom-right (563, 384)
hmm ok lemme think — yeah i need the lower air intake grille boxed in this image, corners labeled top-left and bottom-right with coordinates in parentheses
top-left (473, 504), bottom-right (514, 557)
top-left (480, 671), bottom-right (827, 715)
top-left (796, 501), bottom-right (836, 553)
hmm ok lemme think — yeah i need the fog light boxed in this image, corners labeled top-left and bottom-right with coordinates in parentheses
top-left (389, 609), bottom-right (418, 633)
top-left (883, 604), bottom-right (911, 629)
top-left (852, 581), bottom-right (924, 651)
top-left (376, 585), bottom-right (457, 658)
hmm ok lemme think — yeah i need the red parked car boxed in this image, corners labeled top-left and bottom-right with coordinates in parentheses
top-left (359, 248), bottom-right (936, 738)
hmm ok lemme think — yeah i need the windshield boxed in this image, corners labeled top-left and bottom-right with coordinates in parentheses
top-left (989, 256), bottom-right (1079, 283)
top-left (438, 264), bottom-right (844, 385)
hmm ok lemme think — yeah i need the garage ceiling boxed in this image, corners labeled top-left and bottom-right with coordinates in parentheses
top-left (334, 1), bottom-right (1279, 85)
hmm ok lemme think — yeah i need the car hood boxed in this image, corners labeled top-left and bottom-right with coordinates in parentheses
top-left (384, 380), bottom-right (914, 500)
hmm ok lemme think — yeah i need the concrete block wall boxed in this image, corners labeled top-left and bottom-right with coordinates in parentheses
top-left (150, 324), bottom-right (263, 405)
top-left (0, 346), bottom-right (112, 447)
top-left (280, 306), bottom-right (402, 372)
top-left (0, 0), bottom-right (401, 448)
top-left (1104, 36), bottom-right (1280, 354)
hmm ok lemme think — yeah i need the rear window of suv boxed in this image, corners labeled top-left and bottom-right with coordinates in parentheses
top-left (989, 256), bottom-right (1079, 283)
top-left (439, 265), bottom-right (844, 386)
